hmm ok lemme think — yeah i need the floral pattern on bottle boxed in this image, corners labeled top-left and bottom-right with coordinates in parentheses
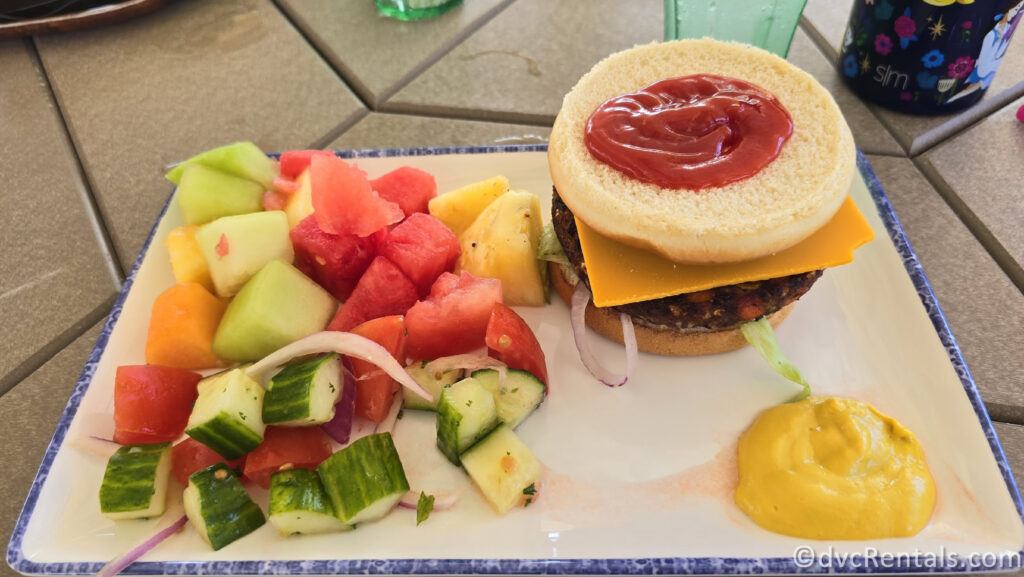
top-left (838, 0), bottom-right (1024, 113)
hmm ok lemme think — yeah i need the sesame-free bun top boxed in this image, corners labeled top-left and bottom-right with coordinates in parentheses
top-left (548, 38), bottom-right (855, 264)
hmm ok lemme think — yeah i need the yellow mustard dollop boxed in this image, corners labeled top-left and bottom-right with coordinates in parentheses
top-left (734, 396), bottom-right (936, 540)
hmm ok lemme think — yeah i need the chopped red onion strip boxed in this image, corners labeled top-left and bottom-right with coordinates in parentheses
top-left (68, 436), bottom-right (120, 459)
top-left (423, 354), bottom-right (507, 381)
top-left (95, 515), bottom-right (187, 577)
top-left (244, 331), bottom-right (432, 402)
top-left (320, 360), bottom-right (357, 444)
top-left (397, 489), bottom-right (462, 511)
top-left (569, 282), bottom-right (638, 387)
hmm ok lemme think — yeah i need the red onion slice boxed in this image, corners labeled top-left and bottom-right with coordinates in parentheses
top-left (244, 331), bottom-right (432, 402)
top-left (570, 282), bottom-right (638, 387)
top-left (95, 515), bottom-right (187, 577)
top-left (423, 354), bottom-right (507, 379)
top-left (68, 436), bottom-right (120, 459)
top-left (397, 489), bottom-right (462, 511)
top-left (320, 359), bottom-right (357, 444)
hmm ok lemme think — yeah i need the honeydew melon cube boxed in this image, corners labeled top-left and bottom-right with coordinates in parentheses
top-left (166, 141), bottom-right (278, 189)
top-left (176, 164), bottom-right (265, 226)
top-left (212, 259), bottom-right (337, 362)
top-left (195, 211), bottom-right (294, 298)
top-left (164, 225), bottom-right (214, 292)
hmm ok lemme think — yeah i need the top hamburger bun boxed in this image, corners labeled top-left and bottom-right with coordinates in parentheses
top-left (548, 38), bottom-right (856, 265)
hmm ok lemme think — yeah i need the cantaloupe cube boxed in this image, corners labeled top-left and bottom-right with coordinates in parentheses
top-left (165, 225), bottom-right (214, 292)
top-left (146, 283), bottom-right (227, 370)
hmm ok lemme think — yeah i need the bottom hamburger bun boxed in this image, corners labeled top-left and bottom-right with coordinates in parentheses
top-left (550, 262), bottom-right (795, 357)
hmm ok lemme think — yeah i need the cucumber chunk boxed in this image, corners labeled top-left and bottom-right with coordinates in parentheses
top-left (317, 433), bottom-right (409, 525)
top-left (99, 442), bottom-right (172, 520)
top-left (435, 377), bottom-right (500, 465)
top-left (268, 468), bottom-right (351, 535)
top-left (402, 361), bottom-right (462, 412)
top-left (471, 368), bottom-right (546, 429)
top-left (186, 368), bottom-right (266, 460)
top-left (263, 353), bottom-right (343, 426)
top-left (184, 463), bottom-right (266, 550)
top-left (460, 425), bottom-right (542, 515)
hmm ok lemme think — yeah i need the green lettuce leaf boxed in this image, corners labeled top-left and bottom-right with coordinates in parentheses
top-left (537, 221), bottom-right (579, 286)
top-left (740, 318), bottom-right (811, 402)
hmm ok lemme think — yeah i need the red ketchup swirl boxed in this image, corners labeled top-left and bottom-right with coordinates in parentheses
top-left (584, 75), bottom-right (793, 190)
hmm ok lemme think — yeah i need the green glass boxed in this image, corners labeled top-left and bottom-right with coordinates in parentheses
top-left (375, 0), bottom-right (463, 21)
top-left (664, 0), bottom-right (808, 57)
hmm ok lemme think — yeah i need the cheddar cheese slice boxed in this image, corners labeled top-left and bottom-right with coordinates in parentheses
top-left (577, 196), bottom-right (875, 308)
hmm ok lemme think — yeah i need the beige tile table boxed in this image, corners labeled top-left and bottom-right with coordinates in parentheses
top-left (2, 0), bottom-right (1023, 574)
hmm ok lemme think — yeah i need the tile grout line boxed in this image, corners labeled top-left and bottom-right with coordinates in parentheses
top-left (278, 0), bottom-right (519, 148)
top-left (270, 0), bottom-right (377, 111)
top-left (911, 156), bottom-right (1024, 293)
top-left (0, 293), bottom-right (115, 399)
top-left (26, 37), bottom-right (127, 283)
top-left (372, 0), bottom-right (518, 108)
top-left (378, 101), bottom-right (555, 127)
top-left (307, 108), bottom-right (371, 151)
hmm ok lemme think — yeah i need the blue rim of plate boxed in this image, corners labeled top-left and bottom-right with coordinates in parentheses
top-left (7, 144), bottom-right (1024, 575)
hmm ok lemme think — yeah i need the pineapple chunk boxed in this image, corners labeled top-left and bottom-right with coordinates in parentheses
top-left (165, 225), bottom-right (214, 292)
top-left (456, 190), bottom-right (546, 306)
top-left (284, 169), bottom-right (314, 229)
top-left (460, 425), bottom-right (541, 514)
top-left (428, 175), bottom-right (509, 237)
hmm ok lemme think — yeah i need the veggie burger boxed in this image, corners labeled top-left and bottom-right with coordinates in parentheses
top-left (545, 38), bottom-right (872, 356)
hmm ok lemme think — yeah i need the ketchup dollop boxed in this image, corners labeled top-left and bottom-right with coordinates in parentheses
top-left (584, 75), bottom-right (793, 190)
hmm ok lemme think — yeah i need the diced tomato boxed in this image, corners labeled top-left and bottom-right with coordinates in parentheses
top-left (291, 215), bottom-right (381, 301)
top-left (348, 315), bottom-right (407, 423)
top-left (242, 426), bottom-right (333, 489)
top-left (327, 256), bottom-right (419, 332)
top-left (279, 149), bottom-right (334, 180)
top-left (113, 365), bottom-right (201, 445)
top-left (379, 213), bottom-right (460, 298)
top-left (405, 272), bottom-right (503, 361)
top-left (311, 155), bottom-right (403, 237)
top-left (486, 303), bottom-right (548, 386)
top-left (370, 166), bottom-right (437, 216)
top-left (171, 438), bottom-right (245, 486)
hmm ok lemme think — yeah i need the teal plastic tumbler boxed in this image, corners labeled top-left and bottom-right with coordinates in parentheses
top-left (375, 0), bottom-right (462, 21)
top-left (664, 0), bottom-right (808, 57)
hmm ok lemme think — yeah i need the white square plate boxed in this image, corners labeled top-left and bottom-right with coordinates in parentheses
top-left (8, 146), bottom-right (1024, 575)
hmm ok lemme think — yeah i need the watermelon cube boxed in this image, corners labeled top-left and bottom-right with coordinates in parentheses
top-left (379, 213), bottom-right (460, 298)
top-left (327, 257), bottom-right (418, 333)
top-left (290, 215), bottom-right (381, 301)
top-left (311, 155), bottom-right (403, 238)
top-left (405, 272), bottom-right (503, 361)
top-left (279, 150), bottom-right (334, 180)
top-left (370, 166), bottom-right (437, 217)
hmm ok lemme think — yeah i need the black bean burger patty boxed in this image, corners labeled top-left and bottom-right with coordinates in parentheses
top-left (551, 188), bottom-right (823, 332)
